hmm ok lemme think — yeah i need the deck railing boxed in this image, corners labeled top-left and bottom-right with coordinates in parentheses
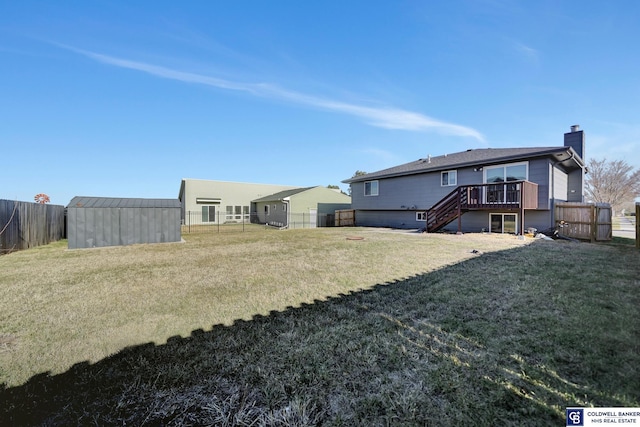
top-left (460, 181), bottom-right (538, 209)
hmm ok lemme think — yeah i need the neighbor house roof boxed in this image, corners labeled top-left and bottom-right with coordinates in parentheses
top-left (68, 196), bottom-right (181, 209)
top-left (251, 187), bottom-right (316, 203)
top-left (343, 146), bottom-right (584, 183)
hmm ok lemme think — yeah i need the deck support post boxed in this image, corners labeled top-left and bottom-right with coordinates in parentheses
top-left (457, 187), bottom-right (462, 234)
top-left (519, 183), bottom-right (525, 236)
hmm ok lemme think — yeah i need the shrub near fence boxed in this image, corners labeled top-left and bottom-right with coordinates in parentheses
top-left (0, 199), bottom-right (66, 254)
top-left (181, 211), bottom-right (335, 233)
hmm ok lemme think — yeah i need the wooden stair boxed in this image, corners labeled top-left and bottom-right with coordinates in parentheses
top-left (426, 187), bottom-right (466, 232)
top-left (425, 181), bottom-right (538, 233)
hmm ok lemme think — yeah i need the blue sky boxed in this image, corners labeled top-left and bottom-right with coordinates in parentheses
top-left (2, 1), bottom-right (639, 205)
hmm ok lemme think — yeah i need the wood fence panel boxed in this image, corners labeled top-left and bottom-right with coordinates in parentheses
top-left (595, 203), bottom-right (612, 241)
top-left (555, 202), bottom-right (612, 242)
top-left (0, 199), bottom-right (66, 254)
top-left (335, 209), bottom-right (355, 227)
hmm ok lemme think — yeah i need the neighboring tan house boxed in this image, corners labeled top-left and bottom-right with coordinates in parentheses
top-left (342, 126), bottom-right (586, 235)
top-left (179, 179), bottom-right (298, 225)
top-left (252, 186), bottom-right (351, 228)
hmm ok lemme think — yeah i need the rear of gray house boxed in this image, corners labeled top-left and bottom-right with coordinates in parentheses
top-left (343, 126), bottom-right (586, 234)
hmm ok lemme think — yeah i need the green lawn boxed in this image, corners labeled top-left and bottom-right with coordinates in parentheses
top-left (1, 228), bottom-right (638, 425)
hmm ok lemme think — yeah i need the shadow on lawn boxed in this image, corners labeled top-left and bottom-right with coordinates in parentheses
top-left (1, 244), bottom-right (636, 426)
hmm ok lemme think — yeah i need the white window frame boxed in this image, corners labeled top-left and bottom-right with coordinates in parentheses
top-left (364, 180), bottom-right (379, 196)
top-left (483, 162), bottom-right (529, 204)
top-left (483, 161), bottom-right (528, 184)
top-left (416, 212), bottom-right (427, 221)
top-left (201, 205), bottom-right (216, 223)
top-left (441, 170), bottom-right (457, 187)
top-left (489, 213), bottom-right (518, 234)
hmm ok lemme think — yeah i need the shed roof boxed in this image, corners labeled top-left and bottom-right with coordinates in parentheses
top-left (68, 196), bottom-right (181, 209)
top-left (251, 187), bottom-right (317, 203)
top-left (343, 146), bottom-right (584, 183)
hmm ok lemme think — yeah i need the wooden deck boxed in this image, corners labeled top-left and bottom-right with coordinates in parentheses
top-left (426, 181), bottom-right (538, 233)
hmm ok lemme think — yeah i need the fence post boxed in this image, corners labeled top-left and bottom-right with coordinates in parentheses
top-left (591, 204), bottom-right (596, 243)
top-left (636, 202), bottom-right (640, 249)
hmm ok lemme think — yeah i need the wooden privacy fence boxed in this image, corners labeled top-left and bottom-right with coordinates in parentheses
top-left (335, 209), bottom-right (355, 227)
top-left (0, 199), bottom-right (66, 254)
top-left (555, 202), bottom-right (612, 242)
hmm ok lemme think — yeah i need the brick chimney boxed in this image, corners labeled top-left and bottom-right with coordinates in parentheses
top-left (564, 125), bottom-right (585, 160)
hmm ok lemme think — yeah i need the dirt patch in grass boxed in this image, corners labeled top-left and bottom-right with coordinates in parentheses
top-left (0, 335), bottom-right (18, 353)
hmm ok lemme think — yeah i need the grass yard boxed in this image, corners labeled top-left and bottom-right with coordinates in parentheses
top-left (1, 227), bottom-right (638, 425)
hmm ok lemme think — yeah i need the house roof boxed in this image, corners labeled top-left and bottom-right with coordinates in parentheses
top-left (251, 187), bottom-right (316, 203)
top-left (343, 146), bottom-right (584, 183)
top-left (68, 196), bottom-right (181, 209)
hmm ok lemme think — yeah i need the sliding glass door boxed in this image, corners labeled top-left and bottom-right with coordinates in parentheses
top-left (490, 213), bottom-right (517, 234)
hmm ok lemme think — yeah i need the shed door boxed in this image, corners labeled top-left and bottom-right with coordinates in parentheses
top-left (309, 209), bottom-right (317, 228)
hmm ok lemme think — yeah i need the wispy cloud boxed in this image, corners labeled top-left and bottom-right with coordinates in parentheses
top-left (511, 40), bottom-right (539, 64)
top-left (63, 45), bottom-right (484, 141)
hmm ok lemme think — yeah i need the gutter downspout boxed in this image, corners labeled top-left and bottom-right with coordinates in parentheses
top-left (281, 197), bottom-right (290, 229)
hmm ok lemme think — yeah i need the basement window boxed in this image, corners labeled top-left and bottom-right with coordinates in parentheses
top-left (416, 212), bottom-right (427, 221)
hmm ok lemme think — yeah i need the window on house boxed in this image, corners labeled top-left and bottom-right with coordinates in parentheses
top-left (484, 162), bottom-right (528, 204)
top-left (283, 203), bottom-right (287, 211)
top-left (264, 205), bottom-right (270, 215)
top-left (441, 170), bottom-right (457, 186)
top-left (235, 205), bottom-right (242, 220)
top-left (364, 180), bottom-right (379, 196)
top-left (243, 205), bottom-right (250, 220)
top-left (490, 213), bottom-right (517, 234)
top-left (416, 212), bottom-right (427, 221)
top-left (226, 205), bottom-right (233, 221)
top-left (201, 206), bottom-right (216, 223)
top-left (485, 162), bottom-right (528, 183)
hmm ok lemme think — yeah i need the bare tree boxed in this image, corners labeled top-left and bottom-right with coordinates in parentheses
top-left (585, 158), bottom-right (640, 214)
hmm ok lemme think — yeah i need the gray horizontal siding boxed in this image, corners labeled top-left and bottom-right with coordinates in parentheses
top-left (351, 167), bottom-right (484, 211)
top-left (355, 209), bottom-right (553, 234)
top-left (355, 210), bottom-right (424, 229)
top-left (440, 210), bottom-right (552, 234)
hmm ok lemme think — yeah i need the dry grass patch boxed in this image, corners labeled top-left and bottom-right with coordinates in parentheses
top-left (0, 228), bottom-right (527, 388)
top-left (1, 228), bottom-right (638, 425)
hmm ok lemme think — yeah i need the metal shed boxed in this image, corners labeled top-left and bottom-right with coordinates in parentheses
top-left (67, 196), bottom-right (181, 249)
